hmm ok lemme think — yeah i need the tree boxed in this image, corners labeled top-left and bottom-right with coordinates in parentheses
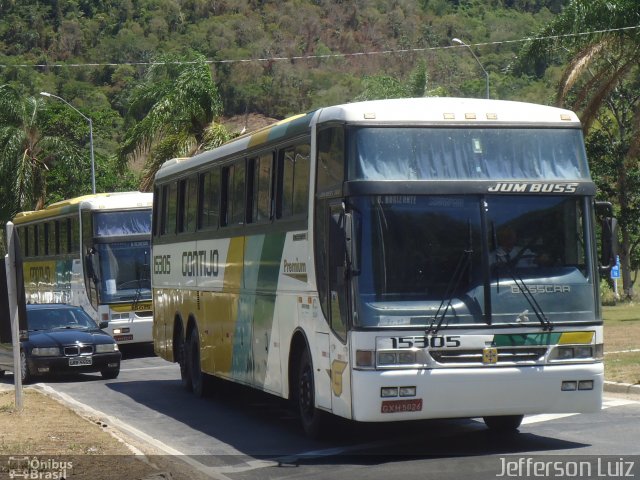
top-left (118, 52), bottom-right (224, 191)
top-left (519, 0), bottom-right (640, 298)
top-left (0, 84), bottom-right (75, 216)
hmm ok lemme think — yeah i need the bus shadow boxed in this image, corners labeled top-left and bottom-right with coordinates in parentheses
top-left (104, 377), bottom-right (591, 464)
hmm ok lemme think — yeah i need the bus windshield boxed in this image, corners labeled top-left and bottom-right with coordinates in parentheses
top-left (350, 127), bottom-right (589, 181)
top-left (93, 241), bottom-right (152, 303)
top-left (352, 194), bottom-right (595, 328)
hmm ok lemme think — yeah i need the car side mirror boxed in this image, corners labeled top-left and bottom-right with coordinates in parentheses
top-left (99, 321), bottom-right (109, 329)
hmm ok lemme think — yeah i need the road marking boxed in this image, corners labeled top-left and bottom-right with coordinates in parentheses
top-left (33, 384), bottom-right (234, 480)
top-left (120, 365), bottom-right (178, 372)
top-left (522, 396), bottom-right (638, 425)
top-left (605, 348), bottom-right (640, 355)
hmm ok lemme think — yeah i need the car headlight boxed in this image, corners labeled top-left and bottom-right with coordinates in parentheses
top-left (95, 343), bottom-right (119, 353)
top-left (31, 347), bottom-right (60, 356)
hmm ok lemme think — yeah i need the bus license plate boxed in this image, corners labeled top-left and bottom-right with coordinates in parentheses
top-left (69, 357), bottom-right (92, 367)
top-left (114, 334), bottom-right (133, 341)
top-left (381, 399), bottom-right (423, 413)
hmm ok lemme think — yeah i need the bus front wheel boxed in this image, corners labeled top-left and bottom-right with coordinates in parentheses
top-left (297, 348), bottom-right (325, 438)
top-left (483, 415), bottom-right (524, 433)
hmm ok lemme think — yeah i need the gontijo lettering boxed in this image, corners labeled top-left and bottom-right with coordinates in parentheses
top-left (182, 250), bottom-right (219, 277)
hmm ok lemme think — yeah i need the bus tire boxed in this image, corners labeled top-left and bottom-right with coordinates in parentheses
top-left (176, 324), bottom-right (192, 392)
top-left (297, 347), bottom-right (325, 438)
top-left (189, 330), bottom-right (208, 398)
top-left (483, 415), bottom-right (524, 433)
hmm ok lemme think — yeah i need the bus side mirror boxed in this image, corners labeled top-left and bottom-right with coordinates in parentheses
top-left (595, 201), bottom-right (618, 273)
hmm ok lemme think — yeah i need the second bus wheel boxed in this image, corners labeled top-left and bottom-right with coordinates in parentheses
top-left (297, 347), bottom-right (326, 438)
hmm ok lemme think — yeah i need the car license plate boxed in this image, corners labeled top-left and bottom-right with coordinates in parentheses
top-left (381, 398), bottom-right (423, 413)
top-left (69, 357), bottom-right (92, 367)
top-left (114, 334), bottom-right (133, 342)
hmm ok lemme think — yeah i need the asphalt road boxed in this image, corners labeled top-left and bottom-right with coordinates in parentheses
top-left (4, 347), bottom-right (640, 480)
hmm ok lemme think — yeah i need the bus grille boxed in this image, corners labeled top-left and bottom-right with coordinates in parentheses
top-left (429, 347), bottom-right (547, 365)
top-left (64, 345), bottom-right (94, 356)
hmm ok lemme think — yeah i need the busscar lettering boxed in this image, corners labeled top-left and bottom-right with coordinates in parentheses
top-left (511, 285), bottom-right (570, 294)
top-left (487, 182), bottom-right (578, 193)
top-left (181, 250), bottom-right (219, 277)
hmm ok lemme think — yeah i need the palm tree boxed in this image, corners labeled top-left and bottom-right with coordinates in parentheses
top-left (118, 52), bottom-right (225, 190)
top-left (0, 85), bottom-right (73, 216)
top-left (520, 0), bottom-right (640, 298)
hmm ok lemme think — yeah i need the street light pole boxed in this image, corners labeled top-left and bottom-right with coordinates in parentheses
top-left (452, 38), bottom-right (490, 99)
top-left (40, 91), bottom-right (96, 194)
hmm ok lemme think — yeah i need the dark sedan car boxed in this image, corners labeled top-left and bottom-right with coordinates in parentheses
top-left (0, 304), bottom-right (121, 383)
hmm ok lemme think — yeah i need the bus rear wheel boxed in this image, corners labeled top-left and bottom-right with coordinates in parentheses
top-left (483, 415), bottom-right (524, 433)
top-left (297, 348), bottom-right (325, 438)
top-left (176, 326), bottom-right (191, 392)
top-left (188, 330), bottom-right (208, 397)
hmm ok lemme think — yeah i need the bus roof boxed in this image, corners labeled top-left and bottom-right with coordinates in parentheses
top-left (155, 97), bottom-right (581, 182)
top-left (13, 192), bottom-right (152, 225)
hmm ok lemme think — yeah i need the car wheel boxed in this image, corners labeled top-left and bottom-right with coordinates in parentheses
top-left (101, 364), bottom-right (120, 380)
top-left (483, 415), bottom-right (524, 433)
top-left (188, 330), bottom-right (209, 397)
top-left (20, 351), bottom-right (32, 384)
top-left (297, 347), bottom-right (326, 438)
top-left (0, 370), bottom-right (5, 378)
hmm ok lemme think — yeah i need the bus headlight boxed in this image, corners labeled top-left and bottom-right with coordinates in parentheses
top-left (550, 344), bottom-right (602, 362)
top-left (377, 352), bottom-right (397, 365)
top-left (376, 350), bottom-right (417, 367)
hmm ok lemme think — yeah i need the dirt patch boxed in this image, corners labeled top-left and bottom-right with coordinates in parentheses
top-left (0, 389), bottom-right (206, 479)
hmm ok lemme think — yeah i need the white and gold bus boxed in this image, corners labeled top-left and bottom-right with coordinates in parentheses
top-left (13, 192), bottom-right (154, 345)
top-left (152, 98), bottom-right (615, 437)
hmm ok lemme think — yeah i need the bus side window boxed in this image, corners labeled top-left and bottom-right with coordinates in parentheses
top-left (38, 224), bottom-right (46, 257)
top-left (198, 168), bottom-right (220, 230)
top-left (317, 126), bottom-right (345, 193)
top-left (59, 219), bottom-right (69, 254)
top-left (222, 161), bottom-right (246, 227)
top-left (177, 176), bottom-right (197, 234)
top-left (70, 217), bottom-right (80, 254)
top-left (278, 143), bottom-right (310, 219)
top-left (252, 152), bottom-right (274, 223)
top-left (160, 182), bottom-right (178, 235)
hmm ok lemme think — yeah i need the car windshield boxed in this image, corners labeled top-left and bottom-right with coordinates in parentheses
top-left (27, 307), bottom-right (98, 331)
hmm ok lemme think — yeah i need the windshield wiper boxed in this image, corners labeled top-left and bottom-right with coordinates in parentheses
top-left (427, 221), bottom-right (474, 336)
top-left (495, 257), bottom-right (553, 331)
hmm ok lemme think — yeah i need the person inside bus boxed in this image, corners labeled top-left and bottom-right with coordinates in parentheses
top-left (492, 227), bottom-right (539, 268)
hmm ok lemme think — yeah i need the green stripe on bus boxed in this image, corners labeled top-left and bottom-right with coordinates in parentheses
top-left (493, 332), bottom-right (562, 347)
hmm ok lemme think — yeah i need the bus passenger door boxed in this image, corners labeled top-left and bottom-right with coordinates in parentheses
top-left (326, 205), bottom-right (351, 418)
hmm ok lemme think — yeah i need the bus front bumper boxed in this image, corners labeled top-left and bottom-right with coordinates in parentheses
top-left (350, 363), bottom-right (603, 422)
